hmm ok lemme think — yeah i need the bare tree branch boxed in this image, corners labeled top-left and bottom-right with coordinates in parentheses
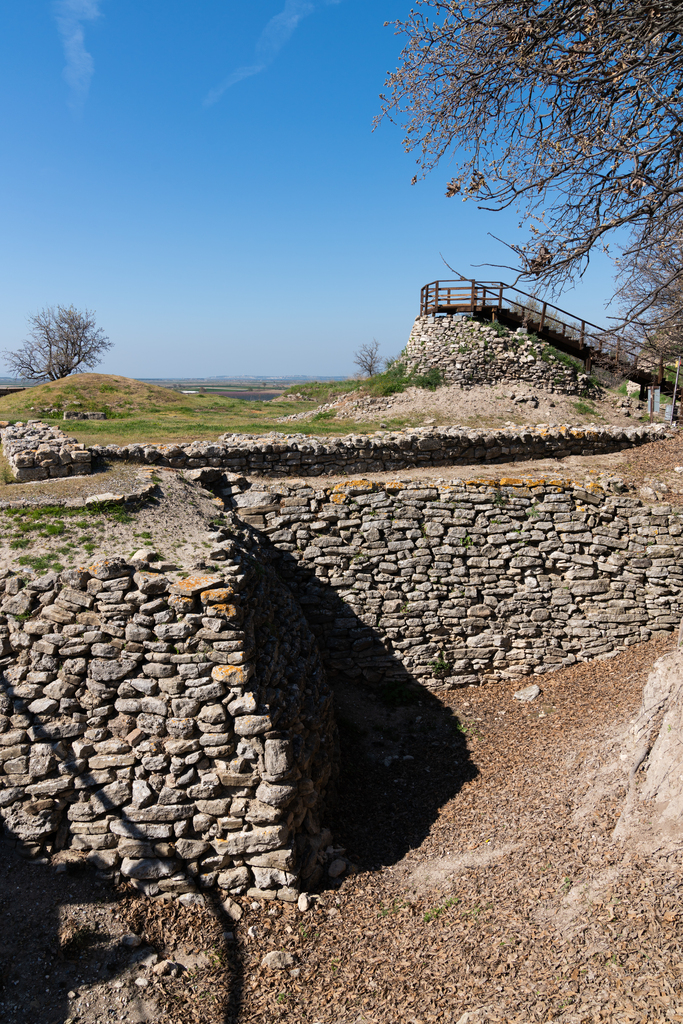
top-left (613, 234), bottom-right (683, 364)
top-left (3, 306), bottom-right (112, 382)
top-left (379, 1), bottom-right (683, 325)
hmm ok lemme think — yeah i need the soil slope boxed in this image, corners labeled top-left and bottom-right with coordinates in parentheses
top-left (0, 374), bottom-right (188, 419)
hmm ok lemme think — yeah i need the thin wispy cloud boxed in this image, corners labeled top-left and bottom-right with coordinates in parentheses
top-left (53, 0), bottom-right (103, 110)
top-left (205, 0), bottom-right (343, 106)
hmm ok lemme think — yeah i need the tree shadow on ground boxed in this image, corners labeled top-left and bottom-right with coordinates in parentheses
top-left (0, 835), bottom-right (243, 1024)
top-left (0, 839), bottom-right (126, 1024)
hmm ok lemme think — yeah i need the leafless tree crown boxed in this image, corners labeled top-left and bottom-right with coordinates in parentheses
top-left (615, 239), bottom-right (683, 363)
top-left (379, 1), bottom-right (683, 326)
top-left (354, 339), bottom-right (382, 377)
top-left (4, 305), bottom-right (112, 382)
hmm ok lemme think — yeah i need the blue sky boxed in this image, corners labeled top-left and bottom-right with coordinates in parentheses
top-left (0, 1), bottom-right (615, 378)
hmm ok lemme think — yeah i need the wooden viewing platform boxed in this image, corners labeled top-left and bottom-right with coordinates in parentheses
top-left (420, 278), bottom-right (664, 388)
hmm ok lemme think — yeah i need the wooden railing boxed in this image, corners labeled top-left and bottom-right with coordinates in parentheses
top-left (420, 278), bottom-right (645, 375)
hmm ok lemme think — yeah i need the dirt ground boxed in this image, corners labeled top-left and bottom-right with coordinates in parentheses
top-left (279, 381), bottom-right (654, 431)
top-left (0, 468), bottom-right (223, 576)
top-left (1, 638), bottom-right (680, 1024)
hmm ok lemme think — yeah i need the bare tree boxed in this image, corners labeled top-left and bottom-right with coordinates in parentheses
top-left (354, 339), bottom-right (382, 377)
top-left (379, 1), bottom-right (683, 325)
top-left (4, 305), bottom-right (112, 382)
top-left (613, 236), bottom-right (683, 365)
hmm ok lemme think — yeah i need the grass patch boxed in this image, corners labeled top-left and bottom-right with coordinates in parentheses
top-left (2, 503), bottom-right (136, 528)
top-left (282, 363), bottom-right (444, 405)
top-left (0, 372), bottom-right (336, 444)
top-left (362, 362), bottom-right (444, 396)
top-left (573, 401), bottom-right (597, 416)
top-left (17, 554), bottom-right (65, 573)
top-left (0, 366), bottom-right (507, 444)
top-left (423, 896), bottom-right (460, 923)
top-left (42, 522), bottom-right (66, 536)
top-left (541, 345), bottom-right (584, 373)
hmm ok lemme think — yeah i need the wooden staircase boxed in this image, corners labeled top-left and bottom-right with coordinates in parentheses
top-left (420, 278), bottom-right (664, 388)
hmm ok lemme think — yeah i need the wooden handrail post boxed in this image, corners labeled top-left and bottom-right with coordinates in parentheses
top-left (672, 355), bottom-right (681, 423)
top-left (539, 302), bottom-right (547, 332)
top-left (470, 279), bottom-right (476, 313)
top-left (580, 321), bottom-right (585, 349)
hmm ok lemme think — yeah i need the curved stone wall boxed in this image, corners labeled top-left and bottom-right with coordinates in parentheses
top-left (1, 467), bottom-right (682, 898)
top-left (87, 424), bottom-right (667, 476)
top-left (0, 545), bottom-right (335, 899)
top-left (226, 477), bottom-right (683, 689)
top-left (404, 315), bottom-right (598, 395)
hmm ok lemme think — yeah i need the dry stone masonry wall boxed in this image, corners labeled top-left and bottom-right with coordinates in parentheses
top-left (404, 315), bottom-right (597, 395)
top-left (3, 422), bottom-right (92, 481)
top-left (2, 420), bottom-right (671, 482)
top-left (224, 478), bottom-right (683, 690)
top-left (0, 544), bottom-right (335, 901)
top-left (82, 424), bottom-right (670, 477)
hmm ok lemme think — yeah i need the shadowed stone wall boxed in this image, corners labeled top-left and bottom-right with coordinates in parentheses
top-left (0, 544), bottom-right (336, 901)
top-left (222, 477), bottom-right (683, 690)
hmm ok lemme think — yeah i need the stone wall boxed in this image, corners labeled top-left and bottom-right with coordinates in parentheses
top-left (3, 422), bottom-right (92, 481)
top-left (222, 477), bottom-right (683, 690)
top-left (83, 424), bottom-right (670, 478)
top-left (404, 315), bottom-right (597, 395)
top-left (0, 544), bottom-right (336, 900)
top-left (2, 420), bottom-right (672, 483)
top-left (2, 466), bottom-right (683, 898)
